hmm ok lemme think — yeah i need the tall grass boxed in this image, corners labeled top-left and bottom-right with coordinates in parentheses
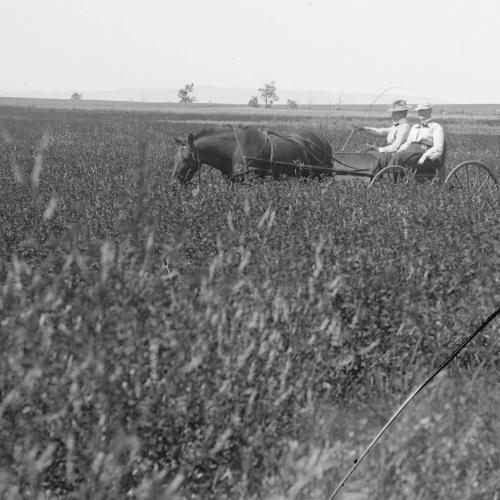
top-left (0, 107), bottom-right (499, 498)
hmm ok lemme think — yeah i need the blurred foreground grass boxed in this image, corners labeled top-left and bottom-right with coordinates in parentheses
top-left (0, 106), bottom-right (499, 499)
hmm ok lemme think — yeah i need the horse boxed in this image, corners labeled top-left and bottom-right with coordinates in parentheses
top-left (172, 125), bottom-right (333, 183)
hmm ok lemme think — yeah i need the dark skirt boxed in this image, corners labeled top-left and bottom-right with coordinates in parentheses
top-left (372, 143), bottom-right (439, 179)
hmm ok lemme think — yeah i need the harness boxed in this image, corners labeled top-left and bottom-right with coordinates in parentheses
top-left (230, 126), bottom-right (330, 179)
top-left (230, 126), bottom-right (272, 178)
top-left (179, 126), bottom-right (337, 183)
top-left (267, 130), bottom-right (328, 165)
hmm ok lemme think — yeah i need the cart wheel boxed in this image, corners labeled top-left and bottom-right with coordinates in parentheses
top-left (444, 161), bottom-right (499, 195)
top-left (368, 165), bottom-right (412, 187)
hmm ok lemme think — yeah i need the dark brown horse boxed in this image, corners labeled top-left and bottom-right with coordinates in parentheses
top-left (173, 125), bottom-right (333, 183)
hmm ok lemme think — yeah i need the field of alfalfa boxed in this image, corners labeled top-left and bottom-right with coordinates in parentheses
top-left (1, 104), bottom-right (500, 500)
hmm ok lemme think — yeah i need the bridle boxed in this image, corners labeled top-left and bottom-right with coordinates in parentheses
top-left (175, 126), bottom-right (331, 184)
top-left (174, 143), bottom-right (202, 184)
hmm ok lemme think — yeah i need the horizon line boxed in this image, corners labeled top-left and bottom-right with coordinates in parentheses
top-left (2, 96), bottom-right (500, 107)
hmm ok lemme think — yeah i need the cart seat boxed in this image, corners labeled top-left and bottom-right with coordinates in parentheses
top-left (414, 141), bottom-right (447, 184)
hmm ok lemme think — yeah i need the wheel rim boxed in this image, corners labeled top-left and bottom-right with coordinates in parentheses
top-left (445, 161), bottom-right (499, 196)
top-left (369, 165), bottom-right (411, 187)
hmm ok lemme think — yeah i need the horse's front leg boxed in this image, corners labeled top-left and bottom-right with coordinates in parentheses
top-left (231, 154), bottom-right (263, 181)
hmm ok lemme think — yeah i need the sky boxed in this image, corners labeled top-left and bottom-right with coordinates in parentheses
top-left (2, 0), bottom-right (500, 103)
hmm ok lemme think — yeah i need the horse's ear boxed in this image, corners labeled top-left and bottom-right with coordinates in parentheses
top-left (174, 136), bottom-right (183, 145)
top-left (188, 133), bottom-right (194, 147)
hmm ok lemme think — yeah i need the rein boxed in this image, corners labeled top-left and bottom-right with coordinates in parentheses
top-left (231, 126), bottom-right (271, 179)
top-left (230, 126), bottom-right (331, 179)
top-left (231, 126), bottom-right (251, 178)
top-left (183, 126), bottom-right (334, 182)
top-left (267, 130), bottom-right (327, 165)
top-left (193, 143), bottom-right (202, 184)
top-left (341, 86), bottom-right (413, 152)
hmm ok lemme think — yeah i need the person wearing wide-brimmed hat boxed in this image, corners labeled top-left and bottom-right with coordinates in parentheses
top-left (395, 102), bottom-right (444, 169)
top-left (357, 100), bottom-right (410, 154)
top-left (357, 100), bottom-right (411, 173)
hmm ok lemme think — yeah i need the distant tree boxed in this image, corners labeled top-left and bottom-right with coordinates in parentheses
top-left (248, 95), bottom-right (259, 108)
top-left (71, 92), bottom-right (82, 101)
top-left (258, 81), bottom-right (279, 108)
top-left (178, 83), bottom-right (196, 103)
top-left (287, 99), bottom-right (298, 110)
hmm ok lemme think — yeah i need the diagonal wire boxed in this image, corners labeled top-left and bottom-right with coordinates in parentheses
top-left (328, 304), bottom-right (500, 500)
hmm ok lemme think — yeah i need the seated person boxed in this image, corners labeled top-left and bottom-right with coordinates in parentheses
top-left (358, 99), bottom-right (410, 153)
top-left (396, 102), bottom-right (444, 172)
top-left (357, 100), bottom-right (410, 173)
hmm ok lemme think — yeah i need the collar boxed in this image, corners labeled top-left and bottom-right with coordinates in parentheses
top-left (392, 118), bottom-right (407, 127)
top-left (418, 119), bottom-right (432, 128)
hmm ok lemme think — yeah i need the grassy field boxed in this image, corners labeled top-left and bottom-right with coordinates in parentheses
top-left (1, 103), bottom-right (500, 499)
top-left (3, 96), bottom-right (500, 121)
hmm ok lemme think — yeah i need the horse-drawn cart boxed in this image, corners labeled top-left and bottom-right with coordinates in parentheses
top-left (173, 125), bottom-right (500, 196)
top-left (254, 149), bottom-right (500, 196)
top-left (329, 150), bottom-right (499, 195)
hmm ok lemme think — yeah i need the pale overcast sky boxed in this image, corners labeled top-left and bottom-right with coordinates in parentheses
top-left (2, 0), bottom-right (500, 102)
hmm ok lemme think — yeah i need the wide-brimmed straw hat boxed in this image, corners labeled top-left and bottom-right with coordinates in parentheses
top-left (414, 102), bottom-right (433, 111)
top-left (388, 99), bottom-right (409, 113)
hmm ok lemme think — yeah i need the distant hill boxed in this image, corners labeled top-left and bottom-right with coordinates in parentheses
top-left (0, 84), bottom-right (443, 106)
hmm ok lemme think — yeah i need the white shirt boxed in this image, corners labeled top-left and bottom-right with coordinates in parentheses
top-left (399, 120), bottom-right (444, 161)
top-left (364, 118), bottom-right (410, 153)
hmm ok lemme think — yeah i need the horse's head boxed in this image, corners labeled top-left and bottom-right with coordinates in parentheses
top-left (173, 133), bottom-right (200, 184)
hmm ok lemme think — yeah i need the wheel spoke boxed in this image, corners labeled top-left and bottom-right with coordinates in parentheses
top-left (465, 165), bottom-right (475, 194)
top-left (472, 166), bottom-right (481, 193)
top-left (369, 165), bottom-right (413, 187)
top-left (445, 161), bottom-right (499, 196)
top-left (477, 174), bottom-right (490, 193)
top-left (468, 166), bottom-right (475, 192)
top-left (453, 172), bottom-right (463, 188)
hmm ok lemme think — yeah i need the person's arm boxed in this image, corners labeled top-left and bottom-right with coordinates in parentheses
top-left (419, 124), bottom-right (444, 162)
top-left (378, 124), bottom-right (410, 153)
top-left (361, 126), bottom-right (390, 137)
